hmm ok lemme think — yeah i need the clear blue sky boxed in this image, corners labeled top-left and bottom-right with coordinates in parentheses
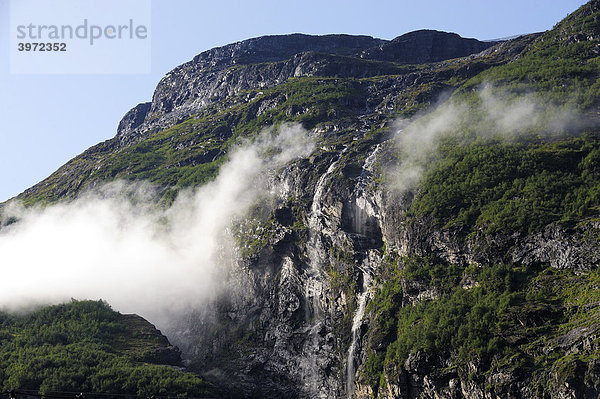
top-left (0, 0), bottom-right (589, 202)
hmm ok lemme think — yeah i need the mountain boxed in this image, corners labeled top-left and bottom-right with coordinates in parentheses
top-left (0, 300), bottom-right (215, 397)
top-left (3, 1), bottom-right (600, 398)
top-left (15, 29), bottom-right (502, 205)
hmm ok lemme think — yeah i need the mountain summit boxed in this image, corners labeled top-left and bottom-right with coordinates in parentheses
top-left (3, 2), bottom-right (600, 398)
top-left (118, 30), bottom-right (496, 139)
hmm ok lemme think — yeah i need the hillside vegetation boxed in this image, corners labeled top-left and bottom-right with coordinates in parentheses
top-left (2, 1), bottom-right (600, 398)
top-left (0, 301), bottom-right (214, 398)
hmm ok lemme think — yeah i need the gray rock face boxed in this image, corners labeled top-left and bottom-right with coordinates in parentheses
top-left (115, 32), bottom-right (496, 143)
top-left (116, 102), bottom-right (151, 138)
top-left (163, 117), bottom-right (600, 399)
top-left (360, 29), bottom-right (497, 64)
top-left (512, 223), bottom-right (600, 270)
top-left (81, 26), bottom-right (600, 399)
top-left (191, 33), bottom-right (386, 66)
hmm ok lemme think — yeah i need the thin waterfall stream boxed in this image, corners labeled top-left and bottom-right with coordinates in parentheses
top-left (346, 273), bottom-right (371, 397)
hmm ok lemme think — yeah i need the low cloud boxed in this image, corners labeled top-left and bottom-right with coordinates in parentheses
top-left (389, 84), bottom-right (589, 192)
top-left (0, 123), bottom-right (313, 329)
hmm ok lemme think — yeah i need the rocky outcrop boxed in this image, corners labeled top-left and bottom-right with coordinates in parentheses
top-left (116, 32), bottom-right (496, 143)
top-left (116, 102), bottom-right (151, 138)
top-left (16, 28), bottom-right (523, 205)
top-left (512, 223), bottom-right (600, 270)
top-left (11, 5), bottom-right (600, 397)
top-left (103, 21), bottom-right (600, 399)
top-left (360, 30), bottom-right (497, 64)
top-left (165, 117), bottom-right (600, 399)
top-left (118, 313), bottom-right (184, 366)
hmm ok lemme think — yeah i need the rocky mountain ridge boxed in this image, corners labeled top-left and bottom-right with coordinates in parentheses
top-left (4, 1), bottom-right (600, 398)
top-left (116, 30), bottom-right (497, 141)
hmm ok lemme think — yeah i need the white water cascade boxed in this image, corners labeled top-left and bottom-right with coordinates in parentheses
top-left (306, 147), bottom-right (348, 317)
top-left (308, 147), bottom-right (348, 231)
top-left (346, 144), bottom-right (381, 397)
top-left (346, 272), bottom-right (371, 397)
top-left (299, 148), bottom-right (348, 398)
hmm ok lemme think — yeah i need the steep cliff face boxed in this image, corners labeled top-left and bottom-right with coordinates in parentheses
top-left (7, 2), bottom-right (600, 399)
top-left (114, 31), bottom-right (496, 143)
top-left (176, 130), bottom-right (600, 399)
top-left (359, 30), bottom-right (495, 64)
top-left (18, 31), bottom-right (515, 205)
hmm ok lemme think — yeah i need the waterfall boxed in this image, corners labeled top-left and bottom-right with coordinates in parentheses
top-left (299, 148), bottom-right (348, 398)
top-left (299, 321), bottom-right (326, 398)
top-left (346, 273), bottom-right (371, 397)
top-left (306, 148), bottom-right (348, 317)
top-left (301, 145), bottom-right (378, 397)
top-left (308, 148), bottom-right (347, 231)
top-left (345, 144), bottom-right (382, 397)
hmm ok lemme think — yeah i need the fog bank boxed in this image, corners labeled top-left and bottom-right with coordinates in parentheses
top-left (0, 123), bottom-right (313, 328)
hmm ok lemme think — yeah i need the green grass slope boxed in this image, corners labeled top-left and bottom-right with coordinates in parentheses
top-left (358, 1), bottom-right (600, 395)
top-left (0, 300), bottom-right (214, 398)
